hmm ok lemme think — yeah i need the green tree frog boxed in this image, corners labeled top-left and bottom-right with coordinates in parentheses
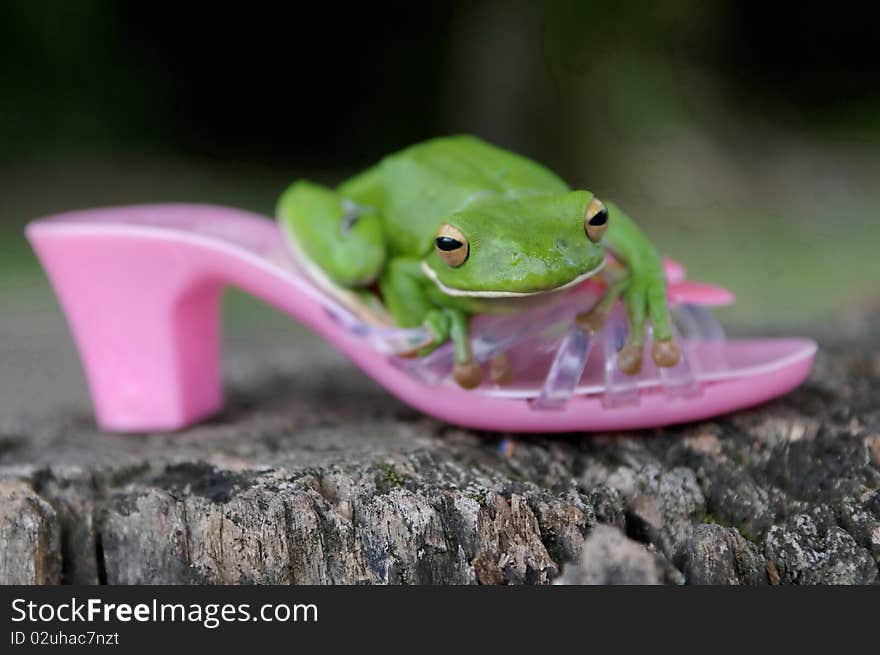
top-left (278, 135), bottom-right (680, 388)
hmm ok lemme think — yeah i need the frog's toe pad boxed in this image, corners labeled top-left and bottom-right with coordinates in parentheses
top-left (453, 359), bottom-right (482, 389)
top-left (617, 344), bottom-right (643, 375)
top-left (652, 339), bottom-right (681, 368)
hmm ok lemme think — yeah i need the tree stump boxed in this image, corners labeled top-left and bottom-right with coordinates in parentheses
top-left (1, 319), bottom-right (877, 585)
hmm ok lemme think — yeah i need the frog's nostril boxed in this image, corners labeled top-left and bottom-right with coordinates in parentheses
top-left (555, 238), bottom-right (568, 251)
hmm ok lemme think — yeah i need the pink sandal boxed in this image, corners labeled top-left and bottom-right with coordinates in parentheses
top-left (27, 204), bottom-right (816, 434)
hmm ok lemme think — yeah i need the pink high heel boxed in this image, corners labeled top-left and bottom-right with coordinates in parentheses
top-left (26, 204), bottom-right (816, 433)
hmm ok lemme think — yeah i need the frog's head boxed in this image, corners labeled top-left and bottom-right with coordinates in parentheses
top-left (421, 190), bottom-right (608, 297)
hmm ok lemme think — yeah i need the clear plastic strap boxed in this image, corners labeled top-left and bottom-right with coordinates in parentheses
top-left (470, 299), bottom-right (579, 358)
top-left (673, 303), bottom-right (728, 374)
top-left (405, 343), bottom-right (454, 384)
top-left (530, 325), bottom-right (593, 410)
top-left (325, 307), bottom-right (430, 355)
top-left (403, 291), bottom-right (590, 385)
top-left (657, 324), bottom-right (700, 399)
top-left (601, 310), bottom-right (640, 408)
top-left (401, 332), bottom-right (507, 386)
top-left (362, 327), bottom-right (432, 355)
top-left (330, 284), bottom-right (727, 406)
top-left (674, 303), bottom-right (726, 341)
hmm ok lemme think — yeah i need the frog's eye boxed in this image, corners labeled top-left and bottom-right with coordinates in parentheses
top-left (434, 223), bottom-right (469, 267)
top-left (585, 197), bottom-right (609, 243)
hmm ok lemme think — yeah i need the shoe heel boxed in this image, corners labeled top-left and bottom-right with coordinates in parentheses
top-left (27, 223), bottom-right (224, 432)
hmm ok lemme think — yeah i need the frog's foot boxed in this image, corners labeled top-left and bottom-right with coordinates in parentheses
top-left (453, 359), bottom-right (482, 389)
top-left (619, 332), bottom-right (682, 374)
top-left (652, 339), bottom-right (681, 368)
top-left (489, 351), bottom-right (514, 385)
top-left (618, 340), bottom-right (644, 375)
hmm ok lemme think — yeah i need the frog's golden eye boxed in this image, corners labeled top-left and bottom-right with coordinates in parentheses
top-left (434, 223), bottom-right (469, 267)
top-left (585, 197), bottom-right (609, 243)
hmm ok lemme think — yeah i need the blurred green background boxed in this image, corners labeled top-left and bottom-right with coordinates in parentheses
top-left (3, 0), bottom-right (880, 332)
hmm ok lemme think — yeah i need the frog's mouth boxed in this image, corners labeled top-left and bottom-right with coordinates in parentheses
top-left (420, 260), bottom-right (605, 298)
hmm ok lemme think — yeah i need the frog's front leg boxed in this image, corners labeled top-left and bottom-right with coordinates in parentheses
top-left (380, 257), bottom-right (481, 388)
top-left (618, 272), bottom-right (681, 374)
top-left (579, 273), bottom-right (679, 374)
top-left (618, 275), bottom-right (649, 374)
top-left (646, 274), bottom-right (681, 367)
top-left (578, 200), bottom-right (681, 375)
top-left (380, 257), bottom-right (442, 349)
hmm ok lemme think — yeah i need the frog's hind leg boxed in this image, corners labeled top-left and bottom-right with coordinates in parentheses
top-left (278, 180), bottom-right (391, 325)
top-left (337, 164), bottom-right (386, 211)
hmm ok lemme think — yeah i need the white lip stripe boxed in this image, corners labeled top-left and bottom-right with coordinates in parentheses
top-left (420, 259), bottom-right (606, 298)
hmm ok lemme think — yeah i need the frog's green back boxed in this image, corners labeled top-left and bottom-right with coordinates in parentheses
top-left (338, 135), bottom-right (569, 257)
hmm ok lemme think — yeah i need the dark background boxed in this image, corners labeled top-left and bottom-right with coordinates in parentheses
top-left (2, 1), bottom-right (879, 343)
top-left (4, 2), bottom-right (880, 168)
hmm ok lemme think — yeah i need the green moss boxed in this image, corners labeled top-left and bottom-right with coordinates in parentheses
top-left (702, 509), bottom-right (758, 544)
top-left (376, 463), bottom-right (407, 493)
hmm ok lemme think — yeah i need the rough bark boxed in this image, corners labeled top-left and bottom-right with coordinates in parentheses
top-left (1, 331), bottom-right (878, 585)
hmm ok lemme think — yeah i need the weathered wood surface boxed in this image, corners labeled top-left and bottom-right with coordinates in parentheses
top-left (1, 321), bottom-right (878, 585)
